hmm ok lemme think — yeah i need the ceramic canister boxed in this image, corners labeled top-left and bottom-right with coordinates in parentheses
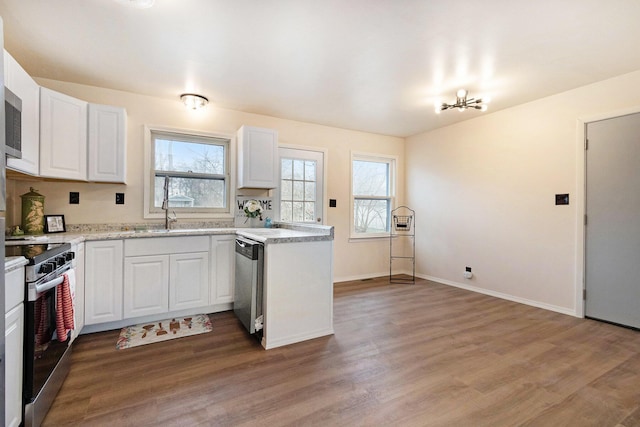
top-left (21, 187), bottom-right (45, 235)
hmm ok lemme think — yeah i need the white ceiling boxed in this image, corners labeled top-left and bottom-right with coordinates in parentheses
top-left (1, 0), bottom-right (640, 137)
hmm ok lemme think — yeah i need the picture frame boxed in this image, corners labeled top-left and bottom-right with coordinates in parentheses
top-left (44, 215), bottom-right (66, 233)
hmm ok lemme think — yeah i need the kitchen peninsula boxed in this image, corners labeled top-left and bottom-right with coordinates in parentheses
top-left (10, 224), bottom-right (334, 350)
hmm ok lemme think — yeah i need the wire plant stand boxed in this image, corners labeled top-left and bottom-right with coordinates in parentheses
top-left (390, 206), bottom-right (415, 284)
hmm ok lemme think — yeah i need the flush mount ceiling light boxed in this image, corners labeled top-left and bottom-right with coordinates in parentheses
top-left (436, 89), bottom-right (490, 114)
top-left (114, 0), bottom-right (155, 9)
top-left (180, 93), bottom-right (209, 110)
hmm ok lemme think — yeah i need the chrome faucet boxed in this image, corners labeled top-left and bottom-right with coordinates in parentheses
top-left (162, 175), bottom-right (177, 229)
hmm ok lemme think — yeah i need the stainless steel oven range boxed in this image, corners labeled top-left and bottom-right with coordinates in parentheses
top-left (5, 242), bottom-right (75, 427)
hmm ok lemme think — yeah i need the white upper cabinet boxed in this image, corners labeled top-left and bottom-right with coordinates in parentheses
top-left (39, 87), bottom-right (88, 180)
top-left (88, 103), bottom-right (127, 183)
top-left (4, 50), bottom-right (40, 176)
top-left (237, 125), bottom-right (278, 189)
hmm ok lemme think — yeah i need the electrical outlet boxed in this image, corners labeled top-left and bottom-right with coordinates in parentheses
top-left (464, 266), bottom-right (473, 279)
top-left (69, 192), bottom-right (80, 204)
top-left (116, 193), bottom-right (125, 204)
top-left (329, 199), bottom-right (337, 208)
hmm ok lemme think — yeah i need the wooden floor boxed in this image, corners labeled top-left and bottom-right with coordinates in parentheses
top-left (44, 277), bottom-right (640, 426)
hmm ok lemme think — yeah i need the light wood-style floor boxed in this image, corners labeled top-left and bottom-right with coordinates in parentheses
top-left (44, 277), bottom-right (640, 426)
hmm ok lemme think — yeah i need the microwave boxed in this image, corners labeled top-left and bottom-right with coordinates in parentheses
top-left (5, 86), bottom-right (22, 159)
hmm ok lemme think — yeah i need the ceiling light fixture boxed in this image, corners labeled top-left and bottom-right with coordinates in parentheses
top-left (180, 93), bottom-right (209, 110)
top-left (436, 89), bottom-right (489, 114)
top-left (114, 0), bottom-right (155, 8)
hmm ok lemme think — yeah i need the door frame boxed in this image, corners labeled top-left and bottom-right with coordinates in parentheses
top-left (277, 143), bottom-right (328, 224)
top-left (575, 105), bottom-right (640, 317)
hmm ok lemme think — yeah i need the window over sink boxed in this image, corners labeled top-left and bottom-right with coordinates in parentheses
top-left (144, 127), bottom-right (232, 219)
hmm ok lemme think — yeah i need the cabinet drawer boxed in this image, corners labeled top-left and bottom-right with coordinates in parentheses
top-left (125, 236), bottom-right (209, 257)
top-left (5, 267), bottom-right (25, 312)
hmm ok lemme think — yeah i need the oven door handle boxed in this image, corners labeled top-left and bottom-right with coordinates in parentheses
top-left (35, 276), bottom-right (65, 294)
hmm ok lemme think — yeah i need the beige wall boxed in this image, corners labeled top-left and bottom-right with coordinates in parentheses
top-left (6, 78), bottom-right (404, 281)
top-left (406, 70), bottom-right (640, 315)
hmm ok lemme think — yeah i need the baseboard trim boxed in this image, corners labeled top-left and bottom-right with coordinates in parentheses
top-left (263, 327), bottom-right (334, 350)
top-left (417, 273), bottom-right (578, 317)
top-left (334, 272), bottom-right (389, 283)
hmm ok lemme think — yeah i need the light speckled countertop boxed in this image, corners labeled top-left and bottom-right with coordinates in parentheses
top-left (5, 224), bottom-right (333, 246)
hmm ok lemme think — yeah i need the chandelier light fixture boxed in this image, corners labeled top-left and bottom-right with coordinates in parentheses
top-left (180, 93), bottom-right (209, 110)
top-left (436, 89), bottom-right (489, 113)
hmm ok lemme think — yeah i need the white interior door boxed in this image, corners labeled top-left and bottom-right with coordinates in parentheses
top-left (585, 112), bottom-right (640, 329)
top-left (278, 147), bottom-right (324, 224)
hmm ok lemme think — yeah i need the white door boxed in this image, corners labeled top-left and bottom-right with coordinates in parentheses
top-left (585, 112), bottom-right (640, 329)
top-left (278, 147), bottom-right (325, 224)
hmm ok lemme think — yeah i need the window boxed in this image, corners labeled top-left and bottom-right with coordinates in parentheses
top-left (351, 153), bottom-right (396, 238)
top-left (149, 130), bottom-right (230, 215)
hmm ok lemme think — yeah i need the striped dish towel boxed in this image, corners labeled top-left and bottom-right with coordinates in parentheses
top-left (56, 273), bottom-right (75, 342)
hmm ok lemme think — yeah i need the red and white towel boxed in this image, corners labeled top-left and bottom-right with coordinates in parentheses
top-left (55, 272), bottom-right (75, 342)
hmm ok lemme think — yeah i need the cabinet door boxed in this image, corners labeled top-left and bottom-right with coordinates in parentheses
top-left (237, 125), bottom-right (278, 189)
top-left (88, 103), bottom-right (127, 183)
top-left (5, 50), bottom-right (40, 176)
top-left (5, 303), bottom-right (24, 427)
top-left (39, 87), bottom-right (88, 180)
top-left (169, 252), bottom-right (209, 311)
top-left (85, 240), bottom-right (123, 324)
top-left (124, 255), bottom-right (169, 318)
top-left (210, 235), bottom-right (235, 305)
top-left (71, 242), bottom-right (85, 342)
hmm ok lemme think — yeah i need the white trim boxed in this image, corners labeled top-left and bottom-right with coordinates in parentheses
top-left (261, 327), bottom-right (335, 350)
top-left (418, 273), bottom-right (578, 317)
top-left (574, 105), bottom-right (640, 319)
top-left (350, 151), bottom-right (398, 239)
top-left (143, 125), bottom-right (237, 220)
top-left (333, 272), bottom-right (390, 283)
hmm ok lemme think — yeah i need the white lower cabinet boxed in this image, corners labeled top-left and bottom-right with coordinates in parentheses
top-left (169, 252), bottom-right (209, 311)
top-left (210, 235), bottom-right (235, 305)
top-left (84, 235), bottom-right (235, 330)
top-left (5, 262), bottom-right (25, 427)
top-left (71, 242), bottom-right (85, 342)
top-left (124, 255), bottom-right (169, 318)
top-left (85, 240), bottom-right (124, 325)
top-left (5, 304), bottom-right (24, 427)
top-left (124, 236), bottom-right (210, 318)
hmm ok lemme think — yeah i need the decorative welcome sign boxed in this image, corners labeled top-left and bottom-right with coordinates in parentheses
top-left (234, 196), bottom-right (274, 227)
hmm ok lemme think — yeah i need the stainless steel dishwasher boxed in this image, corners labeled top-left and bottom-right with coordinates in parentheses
top-left (234, 236), bottom-right (264, 335)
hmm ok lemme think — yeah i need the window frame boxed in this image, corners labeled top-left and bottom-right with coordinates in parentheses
top-left (143, 125), bottom-right (235, 220)
top-left (350, 151), bottom-right (397, 239)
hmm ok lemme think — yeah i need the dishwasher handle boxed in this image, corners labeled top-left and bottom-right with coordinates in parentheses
top-left (236, 237), bottom-right (262, 260)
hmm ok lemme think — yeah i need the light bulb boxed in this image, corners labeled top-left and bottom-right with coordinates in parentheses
top-left (456, 89), bottom-right (467, 99)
